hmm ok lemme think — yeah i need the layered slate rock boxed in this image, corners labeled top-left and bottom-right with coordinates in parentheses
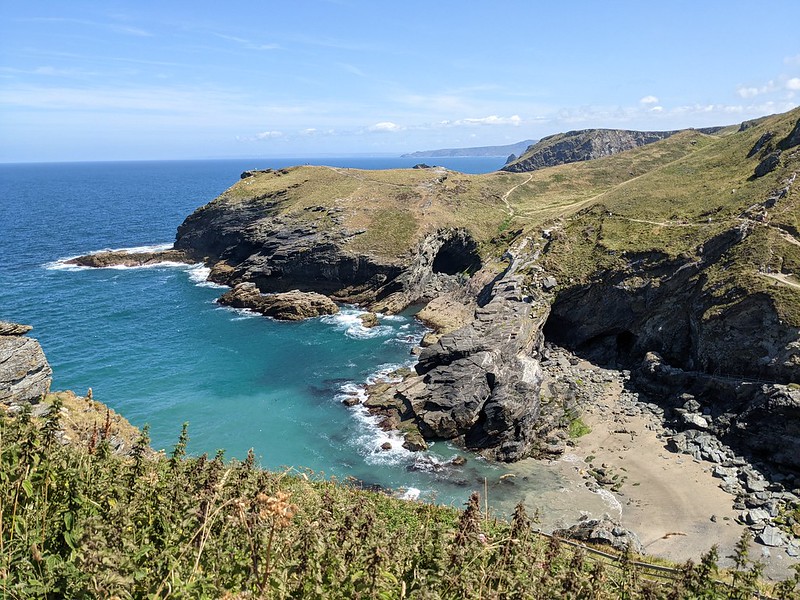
top-left (366, 241), bottom-right (553, 461)
top-left (218, 283), bottom-right (339, 320)
top-left (0, 322), bottom-right (52, 404)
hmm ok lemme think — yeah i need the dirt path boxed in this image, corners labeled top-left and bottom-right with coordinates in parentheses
top-left (500, 173), bottom-right (533, 217)
top-left (760, 271), bottom-right (800, 290)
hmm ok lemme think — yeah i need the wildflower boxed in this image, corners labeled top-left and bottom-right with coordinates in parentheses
top-left (257, 490), bottom-right (297, 527)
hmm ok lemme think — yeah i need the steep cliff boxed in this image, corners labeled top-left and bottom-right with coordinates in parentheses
top-left (502, 126), bottom-right (725, 172)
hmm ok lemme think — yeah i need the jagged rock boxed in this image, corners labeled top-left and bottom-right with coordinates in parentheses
top-left (398, 248), bottom-right (548, 461)
top-left (0, 324), bottom-right (52, 404)
top-left (754, 151), bottom-right (781, 178)
top-left (554, 516), bottom-right (645, 554)
top-left (747, 131), bottom-right (774, 158)
top-left (218, 283), bottom-right (339, 320)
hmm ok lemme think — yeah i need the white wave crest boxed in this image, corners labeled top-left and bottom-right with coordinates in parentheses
top-left (321, 308), bottom-right (395, 339)
top-left (399, 487), bottom-right (421, 500)
top-left (187, 265), bottom-right (227, 288)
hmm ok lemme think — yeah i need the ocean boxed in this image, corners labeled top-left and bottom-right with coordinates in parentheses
top-left (0, 156), bottom-right (615, 518)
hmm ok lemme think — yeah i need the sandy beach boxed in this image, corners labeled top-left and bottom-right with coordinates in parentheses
top-left (496, 358), bottom-right (800, 582)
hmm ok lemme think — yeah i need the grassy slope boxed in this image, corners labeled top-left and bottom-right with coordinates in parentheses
top-left (210, 107), bottom-right (799, 323)
top-left (4, 405), bottom-right (795, 598)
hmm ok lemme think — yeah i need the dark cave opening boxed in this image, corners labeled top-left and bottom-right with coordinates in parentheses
top-left (431, 235), bottom-right (482, 276)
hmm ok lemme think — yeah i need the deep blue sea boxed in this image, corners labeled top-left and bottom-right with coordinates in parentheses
top-left (0, 156), bottom-right (614, 518)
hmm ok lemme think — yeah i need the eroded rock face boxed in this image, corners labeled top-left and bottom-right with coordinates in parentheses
top-left (174, 198), bottom-right (401, 300)
top-left (366, 242), bottom-right (553, 461)
top-left (0, 322), bottom-right (52, 405)
top-left (544, 223), bottom-right (800, 385)
top-left (218, 283), bottom-right (339, 320)
top-left (503, 129), bottom-right (679, 173)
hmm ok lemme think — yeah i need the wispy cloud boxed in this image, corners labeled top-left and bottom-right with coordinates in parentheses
top-left (336, 63), bottom-right (366, 77)
top-left (20, 16), bottom-right (153, 37)
top-left (640, 95), bottom-right (659, 104)
top-left (785, 54), bottom-right (800, 66)
top-left (212, 33), bottom-right (280, 51)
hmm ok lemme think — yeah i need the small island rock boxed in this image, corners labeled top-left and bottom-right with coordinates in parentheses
top-left (218, 283), bottom-right (339, 321)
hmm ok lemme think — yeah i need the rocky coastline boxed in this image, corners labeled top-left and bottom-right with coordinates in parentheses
top-left (62, 109), bottom-right (800, 563)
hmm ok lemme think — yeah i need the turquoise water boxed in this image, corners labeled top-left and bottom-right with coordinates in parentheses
top-left (0, 157), bottom-right (616, 518)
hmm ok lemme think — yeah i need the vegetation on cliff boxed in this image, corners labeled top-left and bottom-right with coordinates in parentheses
top-left (3, 400), bottom-right (799, 598)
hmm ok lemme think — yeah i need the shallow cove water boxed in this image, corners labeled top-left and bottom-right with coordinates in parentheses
top-left (1, 157), bottom-right (616, 523)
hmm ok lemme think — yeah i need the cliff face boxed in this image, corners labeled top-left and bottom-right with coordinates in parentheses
top-left (502, 127), bottom-right (723, 172)
top-left (0, 322), bottom-right (52, 405)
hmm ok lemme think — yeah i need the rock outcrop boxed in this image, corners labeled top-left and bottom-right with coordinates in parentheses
top-left (66, 248), bottom-right (193, 268)
top-left (363, 240), bottom-right (557, 461)
top-left (218, 283), bottom-right (339, 320)
top-left (554, 516), bottom-right (645, 553)
top-left (0, 322), bottom-right (52, 405)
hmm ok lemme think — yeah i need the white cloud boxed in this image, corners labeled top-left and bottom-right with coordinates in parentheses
top-left (368, 121), bottom-right (402, 132)
top-left (255, 130), bottom-right (283, 139)
top-left (787, 78), bottom-right (800, 91)
top-left (640, 95), bottom-right (659, 104)
top-left (649, 105), bottom-right (664, 113)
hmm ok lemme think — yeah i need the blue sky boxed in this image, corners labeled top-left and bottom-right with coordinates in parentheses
top-left (1, 1), bottom-right (799, 162)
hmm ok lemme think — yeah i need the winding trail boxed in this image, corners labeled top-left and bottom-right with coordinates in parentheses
top-left (500, 173), bottom-right (534, 217)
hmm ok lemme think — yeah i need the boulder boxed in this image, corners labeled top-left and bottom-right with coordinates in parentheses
top-left (554, 516), bottom-right (645, 554)
top-left (218, 283), bottom-right (339, 320)
top-left (757, 525), bottom-right (785, 547)
top-left (359, 312), bottom-right (379, 328)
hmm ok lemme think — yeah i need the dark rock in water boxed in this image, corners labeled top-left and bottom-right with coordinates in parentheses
top-left (380, 441), bottom-right (392, 451)
top-left (66, 248), bottom-right (193, 268)
top-left (341, 396), bottom-right (360, 407)
top-left (753, 151), bottom-right (781, 178)
top-left (0, 323), bottom-right (52, 405)
top-left (218, 282), bottom-right (339, 321)
top-left (359, 312), bottom-right (379, 328)
top-left (554, 516), bottom-right (645, 554)
top-left (451, 455), bottom-right (467, 466)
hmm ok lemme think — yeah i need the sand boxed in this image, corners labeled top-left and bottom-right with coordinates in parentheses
top-left (559, 377), bottom-right (798, 580)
